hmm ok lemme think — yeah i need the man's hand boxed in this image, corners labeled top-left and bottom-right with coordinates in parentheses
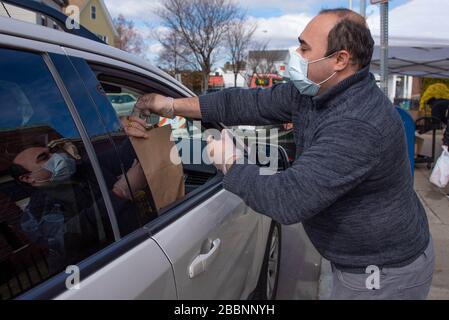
top-left (134, 93), bottom-right (174, 118)
top-left (120, 115), bottom-right (149, 139)
top-left (206, 129), bottom-right (244, 174)
top-left (133, 94), bottom-right (202, 120)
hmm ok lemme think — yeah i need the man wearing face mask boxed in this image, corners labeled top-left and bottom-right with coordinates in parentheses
top-left (9, 139), bottom-right (146, 269)
top-left (127, 8), bottom-right (433, 299)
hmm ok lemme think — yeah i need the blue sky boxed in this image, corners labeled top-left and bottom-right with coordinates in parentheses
top-left (246, 0), bottom-right (410, 18)
top-left (102, 0), bottom-right (447, 65)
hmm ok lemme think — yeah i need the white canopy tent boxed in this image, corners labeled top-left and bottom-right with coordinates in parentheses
top-left (371, 36), bottom-right (449, 78)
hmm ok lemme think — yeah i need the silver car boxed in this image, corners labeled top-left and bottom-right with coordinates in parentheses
top-left (107, 93), bottom-right (138, 117)
top-left (0, 0), bottom-right (285, 300)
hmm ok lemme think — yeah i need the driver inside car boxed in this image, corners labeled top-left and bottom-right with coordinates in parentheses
top-left (8, 133), bottom-right (147, 273)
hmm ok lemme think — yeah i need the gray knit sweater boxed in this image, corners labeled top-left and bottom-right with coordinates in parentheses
top-left (199, 66), bottom-right (430, 271)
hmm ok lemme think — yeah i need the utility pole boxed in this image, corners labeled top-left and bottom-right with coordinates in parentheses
top-left (371, 0), bottom-right (389, 96)
top-left (349, 0), bottom-right (353, 10)
top-left (380, 0), bottom-right (389, 97)
top-left (360, 0), bottom-right (367, 17)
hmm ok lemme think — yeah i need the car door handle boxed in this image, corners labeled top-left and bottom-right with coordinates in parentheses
top-left (188, 239), bottom-right (221, 279)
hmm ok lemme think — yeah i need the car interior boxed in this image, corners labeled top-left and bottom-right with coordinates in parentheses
top-left (92, 66), bottom-right (221, 195)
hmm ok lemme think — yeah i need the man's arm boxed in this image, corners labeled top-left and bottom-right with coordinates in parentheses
top-left (135, 82), bottom-right (302, 126)
top-left (222, 119), bottom-right (381, 224)
top-left (197, 82), bottom-right (302, 125)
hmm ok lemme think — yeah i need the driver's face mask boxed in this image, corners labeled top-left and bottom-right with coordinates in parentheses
top-left (288, 50), bottom-right (338, 96)
top-left (34, 153), bottom-right (76, 183)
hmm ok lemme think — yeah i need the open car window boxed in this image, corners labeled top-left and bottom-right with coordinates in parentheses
top-left (97, 81), bottom-right (217, 192)
top-left (90, 69), bottom-right (218, 194)
top-left (101, 81), bottom-right (196, 140)
top-left (55, 59), bottom-right (219, 236)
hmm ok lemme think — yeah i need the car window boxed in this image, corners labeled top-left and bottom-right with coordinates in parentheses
top-left (87, 66), bottom-right (218, 209)
top-left (97, 80), bottom-right (209, 162)
top-left (48, 54), bottom-right (155, 235)
top-left (0, 48), bottom-right (115, 300)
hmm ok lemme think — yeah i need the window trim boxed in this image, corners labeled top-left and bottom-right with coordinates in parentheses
top-left (80, 63), bottom-right (226, 231)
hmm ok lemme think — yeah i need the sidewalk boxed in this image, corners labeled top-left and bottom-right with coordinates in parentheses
top-left (411, 130), bottom-right (449, 299)
top-left (414, 166), bottom-right (449, 299)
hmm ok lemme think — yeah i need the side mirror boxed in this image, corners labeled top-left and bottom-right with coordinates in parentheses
top-left (225, 129), bottom-right (290, 172)
top-left (251, 142), bottom-right (290, 172)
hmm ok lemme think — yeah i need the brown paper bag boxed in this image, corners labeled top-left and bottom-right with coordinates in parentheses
top-left (129, 124), bottom-right (185, 210)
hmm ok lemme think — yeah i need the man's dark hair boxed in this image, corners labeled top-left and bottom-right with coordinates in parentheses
top-left (319, 8), bottom-right (374, 69)
top-left (7, 141), bottom-right (45, 183)
top-left (10, 162), bottom-right (30, 182)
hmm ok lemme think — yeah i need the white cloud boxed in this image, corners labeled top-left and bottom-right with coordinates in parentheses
top-left (248, 13), bottom-right (312, 49)
top-left (104, 0), bottom-right (341, 18)
top-left (103, 0), bottom-right (159, 21)
top-left (249, 0), bottom-right (449, 50)
top-left (240, 0), bottom-right (317, 13)
top-left (366, 0), bottom-right (449, 40)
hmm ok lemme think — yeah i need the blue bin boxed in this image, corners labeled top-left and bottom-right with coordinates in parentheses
top-left (395, 107), bottom-right (416, 177)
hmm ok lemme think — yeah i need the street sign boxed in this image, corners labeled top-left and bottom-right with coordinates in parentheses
top-left (370, 0), bottom-right (388, 3)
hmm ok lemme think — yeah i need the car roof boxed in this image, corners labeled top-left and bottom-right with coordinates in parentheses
top-left (0, 16), bottom-right (195, 96)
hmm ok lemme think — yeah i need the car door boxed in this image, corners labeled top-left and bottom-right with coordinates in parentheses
top-left (56, 48), bottom-right (271, 299)
top-left (0, 34), bottom-right (176, 299)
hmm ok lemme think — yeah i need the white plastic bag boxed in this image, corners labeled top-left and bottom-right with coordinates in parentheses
top-left (430, 147), bottom-right (449, 188)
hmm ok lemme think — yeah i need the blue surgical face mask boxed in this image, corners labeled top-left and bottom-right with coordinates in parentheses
top-left (37, 153), bottom-right (76, 183)
top-left (288, 50), bottom-right (337, 96)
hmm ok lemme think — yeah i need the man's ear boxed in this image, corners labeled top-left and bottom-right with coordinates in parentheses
top-left (19, 174), bottom-right (33, 185)
top-left (334, 50), bottom-right (351, 71)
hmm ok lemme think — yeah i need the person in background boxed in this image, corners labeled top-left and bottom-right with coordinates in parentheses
top-left (428, 97), bottom-right (449, 126)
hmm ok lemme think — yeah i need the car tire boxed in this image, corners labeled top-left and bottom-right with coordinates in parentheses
top-left (253, 222), bottom-right (282, 300)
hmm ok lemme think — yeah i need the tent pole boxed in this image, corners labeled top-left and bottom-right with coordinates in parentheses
top-left (380, 0), bottom-right (389, 97)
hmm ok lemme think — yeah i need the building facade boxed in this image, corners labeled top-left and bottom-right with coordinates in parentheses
top-left (65, 0), bottom-right (118, 46)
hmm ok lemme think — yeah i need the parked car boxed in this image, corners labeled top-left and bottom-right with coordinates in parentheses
top-left (107, 93), bottom-right (137, 117)
top-left (0, 0), bottom-right (287, 300)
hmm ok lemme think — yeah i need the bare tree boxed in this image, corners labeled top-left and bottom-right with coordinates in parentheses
top-left (155, 0), bottom-right (240, 91)
top-left (156, 30), bottom-right (196, 79)
top-left (226, 18), bottom-right (256, 87)
top-left (114, 14), bottom-right (144, 55)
